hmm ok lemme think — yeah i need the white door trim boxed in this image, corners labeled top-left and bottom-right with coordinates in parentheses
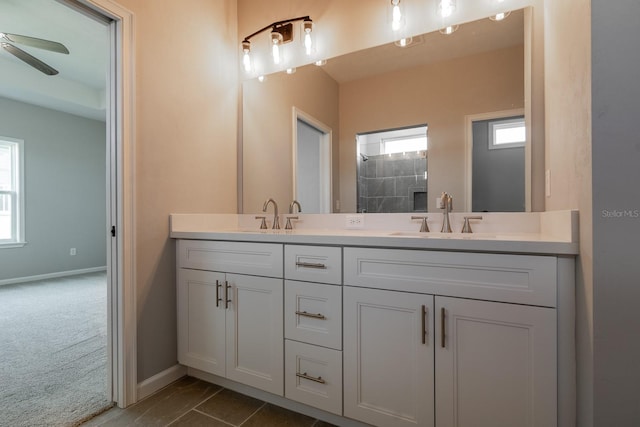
top-left (464, 108), bottom-right (525, 213)
top-left (292, 107), bottom-right (333, 213)
top-left (78, 0), bottom-right (137, 408)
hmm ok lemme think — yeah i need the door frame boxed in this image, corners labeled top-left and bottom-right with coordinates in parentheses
top-left (464, 108), bottom-right (525, 212)
top-left (292, 107), bottom-right (332, 213)
top-left (74, 0), bottom-right (137, 408)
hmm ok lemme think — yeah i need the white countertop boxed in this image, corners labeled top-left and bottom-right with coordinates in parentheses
top-left (169, 211), bottom-right (579, 255)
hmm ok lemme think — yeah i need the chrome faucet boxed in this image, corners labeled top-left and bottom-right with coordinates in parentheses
top-left (285, 200), bottom-right (302, 230)
top-left (289, 200), bottom-right (302, 214)
top-left (440, 192), bottom-right (453, 233)
top-left (262, 198), bottom-right (280, 229)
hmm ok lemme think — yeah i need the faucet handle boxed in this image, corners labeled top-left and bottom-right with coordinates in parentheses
top-left (284, 216), bottom-right (299, 230)
top-left (255, 216), bottom-right (268, 230)
top-left (411, 215), bottom-right (430, 232)
top-left (461, 216), bottom-right (483, 233)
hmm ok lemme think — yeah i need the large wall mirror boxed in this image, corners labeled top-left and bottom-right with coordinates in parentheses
top-left (241, 8), bottom-right (532, 214)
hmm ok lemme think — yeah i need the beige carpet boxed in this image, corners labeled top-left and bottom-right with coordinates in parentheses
top-left (0, 272), bottom-right (111, 426)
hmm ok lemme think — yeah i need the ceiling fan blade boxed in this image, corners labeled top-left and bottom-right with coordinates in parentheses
top-left (1, 32), bottom-right (69, 54)
top-left (1, 42), bottom-right (59, 75)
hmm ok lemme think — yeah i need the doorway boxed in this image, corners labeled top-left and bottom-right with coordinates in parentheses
top-left (293, 108), bottom-right (332, 213)
top-left (470, 114), bottom-right (526, 212)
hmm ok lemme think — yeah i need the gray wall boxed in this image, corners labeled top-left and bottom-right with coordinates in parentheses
top-left (592, 1), bottom-right (640, 425)
top-left (0, 97), bottom-right (106, 281)
top-left (472, 118), bottom-right (525, 212)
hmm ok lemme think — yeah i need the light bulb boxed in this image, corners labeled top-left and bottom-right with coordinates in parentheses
top-left (242, 51), bottom-right (251, 73)
top-left (258, 75), bottom-right (266, 82)
top-left (438, 0), bottom-right (456, 18)
top-left (392, 5), bottom-right (402, 31)
top-left (286, 67), bottom-right (296, 74)
top-left (241, 40), bottom-right (251, 73)
top-left (304, 32), bottom-right (312, 55)
top-left (314, 59), bottom-right (327, 66)
top-left (303, 20), bottom-right (314, 56)
top-left (490, 11), bottom-right (511, 21)
top-left (439, 25), bottom-right (459, 35)
top-left (271, 31), bottom-right (282, 65)
top-left (390, 0), bottom-right (403, 32)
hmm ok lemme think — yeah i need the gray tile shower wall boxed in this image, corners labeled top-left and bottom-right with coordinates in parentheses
top-left (357, 151), bottom-right (427, 213)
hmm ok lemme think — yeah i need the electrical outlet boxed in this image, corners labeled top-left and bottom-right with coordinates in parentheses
top-left (70, 248), bottom-right (77, 256)
top-left (346, 214), bottom-right (365, 229)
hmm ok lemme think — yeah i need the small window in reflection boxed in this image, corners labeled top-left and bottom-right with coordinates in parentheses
top-left (489, 118), bottom-right (526, 149)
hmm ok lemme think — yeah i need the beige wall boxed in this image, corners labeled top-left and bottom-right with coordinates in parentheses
top-left (543, 0), bottom-right (592, 424)
top-left (115, 0), bottom-right (238, 382)
top-left (339, 45), bottom-right (524, 212)
top-left (242, 65), bottom-right (339, 213)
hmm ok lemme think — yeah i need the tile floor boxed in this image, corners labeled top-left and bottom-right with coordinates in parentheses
top-left (82, 376), bottom-right (338, 426)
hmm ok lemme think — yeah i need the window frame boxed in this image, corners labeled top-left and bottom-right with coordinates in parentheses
top-left (488, 117), bottom-right (526, 150)
top-left (0, 136), bottom-right (26, 248)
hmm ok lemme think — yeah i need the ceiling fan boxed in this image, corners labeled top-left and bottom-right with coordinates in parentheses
top-left (0, 32), bottom-right (69, 76)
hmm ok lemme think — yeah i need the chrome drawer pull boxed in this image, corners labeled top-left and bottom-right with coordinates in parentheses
top-left (296, 372), bottom-right (326, 384)
top-left (295, 261), bottom-right (327, 269)
top-left (295, 310), bottom-right (326, 320)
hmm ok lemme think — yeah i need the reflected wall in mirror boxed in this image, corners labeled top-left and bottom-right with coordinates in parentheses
top-left (242, 8), bottom-right (529, 214)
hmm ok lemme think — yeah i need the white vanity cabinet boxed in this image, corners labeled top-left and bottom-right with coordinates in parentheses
top-left (343, 247), bottom-right (561, 427)
top-left (176, 240), bottom-right (284, 395)
top-left (343, 286), bottom-right (435, 427)
top-left (283, 245), bottom-right (343, 415)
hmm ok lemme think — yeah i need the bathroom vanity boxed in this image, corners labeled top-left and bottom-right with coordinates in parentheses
top-left (171, 212), bottom-right (577, 427)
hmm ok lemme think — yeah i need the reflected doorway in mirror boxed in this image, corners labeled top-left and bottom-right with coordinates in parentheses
top-left (356, 125), bottom-right (427, 213)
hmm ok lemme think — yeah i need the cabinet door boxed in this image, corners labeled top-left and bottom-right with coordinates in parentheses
top-left (225, 273), bottom-right (284, 395)
top-left (435, 296), bottom-right (556, 427)
top-left (177, 269), bottom-right (226, 376)
top-left (344, 287), bottom-right (434, 427)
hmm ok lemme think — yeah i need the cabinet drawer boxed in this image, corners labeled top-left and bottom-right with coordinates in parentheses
top-left (284, 280), bottom-right (342, 350)
top-left (344, 247), bottom-right (557, 307)
top-left (285, 245), bottom-right (341, 285)
top-left (177, 240), bottom-right (283, 278)
top-left (285, 340), bottom-right (342, 415)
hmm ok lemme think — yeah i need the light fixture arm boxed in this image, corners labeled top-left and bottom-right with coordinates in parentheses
top-left (242, 15), bottom-right (312, 44)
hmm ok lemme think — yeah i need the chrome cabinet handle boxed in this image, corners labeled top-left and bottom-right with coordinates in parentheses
top-left (295, 261), bottom-right (327, 269)
top-left (441, 307), bottom-right (446, 348)
top-left (421, 305), bottom-right (428, 344)
top-left (224, 281), bottom-right (231, 310)
top-left (215, 280), bottom-right (222, 308)
top-left (295, 310), bottom-right (326, 320)
top-left (296, 372), bottom-right (326, 384)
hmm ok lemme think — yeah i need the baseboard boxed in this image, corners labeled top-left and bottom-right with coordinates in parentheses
top-left (0, 266), bottom-right (107, 287)
top-left (137, 364), bottom-right (187, 401)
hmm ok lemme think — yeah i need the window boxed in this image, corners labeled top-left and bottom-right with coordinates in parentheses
top-left (382, 132), bottom-right (428, 155)
top-left (489, 117), bottom-right (526, 149)
top-left (0, 137), bottom-right (25, 246)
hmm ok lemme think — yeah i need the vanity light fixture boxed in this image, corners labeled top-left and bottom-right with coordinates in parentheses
top-left (439, 24), bottom-right (459, 35)
top-left (437, 0), bottom-right (456, 18)
top-left (241, 16), bottom-right (314, 69)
